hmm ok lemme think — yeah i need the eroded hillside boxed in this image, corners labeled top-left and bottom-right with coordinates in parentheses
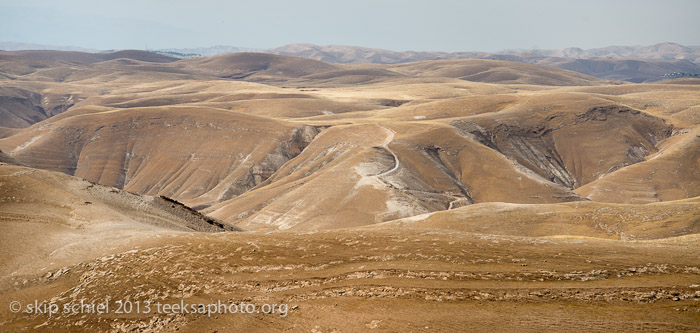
top-left (1, 50), bottom-right (699, 332)
top-left (2, 51), bottom-right (699, 229)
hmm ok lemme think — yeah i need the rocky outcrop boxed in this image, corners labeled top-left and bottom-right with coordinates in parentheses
top-left (0, 149), bottom-right (23, 165)
top-left (220, 125), bottom-right (324, 201)
top-left (451, 105), bottom-right (673, 189)
top-left (0, 87), bottom-right (75, 129)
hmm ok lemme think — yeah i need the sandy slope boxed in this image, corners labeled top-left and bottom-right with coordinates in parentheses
top-left (0, 163), bottom-right (235, 278)
top-left (1, 228), bottom-right (699, 331)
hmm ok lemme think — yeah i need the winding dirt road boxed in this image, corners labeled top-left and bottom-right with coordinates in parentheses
top-left (376, 124), bottom-right (399, 177)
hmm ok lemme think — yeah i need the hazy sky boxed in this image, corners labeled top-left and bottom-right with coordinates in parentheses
top-left (1, 0), bottom-right (699, 52)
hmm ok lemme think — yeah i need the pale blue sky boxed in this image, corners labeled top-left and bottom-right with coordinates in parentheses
top-left (1, 0), bottom-right (698, 52)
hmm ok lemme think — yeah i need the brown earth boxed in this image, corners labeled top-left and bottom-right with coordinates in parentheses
top-left (0, 50), bottom-right (699, 331)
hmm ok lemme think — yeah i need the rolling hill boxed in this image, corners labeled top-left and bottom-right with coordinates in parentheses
top-left (268, 43), bottom-right (700, 82)
top-left (0, 162), bottom-right (237, 277)
top-left (1, 49), bottom-right (700, 332)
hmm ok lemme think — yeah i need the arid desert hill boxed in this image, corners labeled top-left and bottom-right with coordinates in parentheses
top-left (1, 49), bottom-right (700, 331)
top-left (270, 42), bottom-right (700, 64)
top-left (0, 161), bottom-right (238, 276)
top-left (267, 43), bottom-right (700, 82)
top-left (7, 42), bottom-right (699, 82)
top-left (1, 50), bottom-right (699, 229)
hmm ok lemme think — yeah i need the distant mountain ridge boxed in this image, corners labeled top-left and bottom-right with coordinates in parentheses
top-left (0, 41), bottom-right (100, 53)
top-left (266, 42), bottom-right (700, 64)
top-left (263, 43), bottom-right (700, 83)
top-left (4, 41), bottom-right (699, 63)
top-left (2, 41), bottom-right (700, 82)
top-left (0, 42), bottom-right (261, 58)
top-left (157, 43), bottom-right (700, 82)
top-left (502, 42), bottom-right (700, 62)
